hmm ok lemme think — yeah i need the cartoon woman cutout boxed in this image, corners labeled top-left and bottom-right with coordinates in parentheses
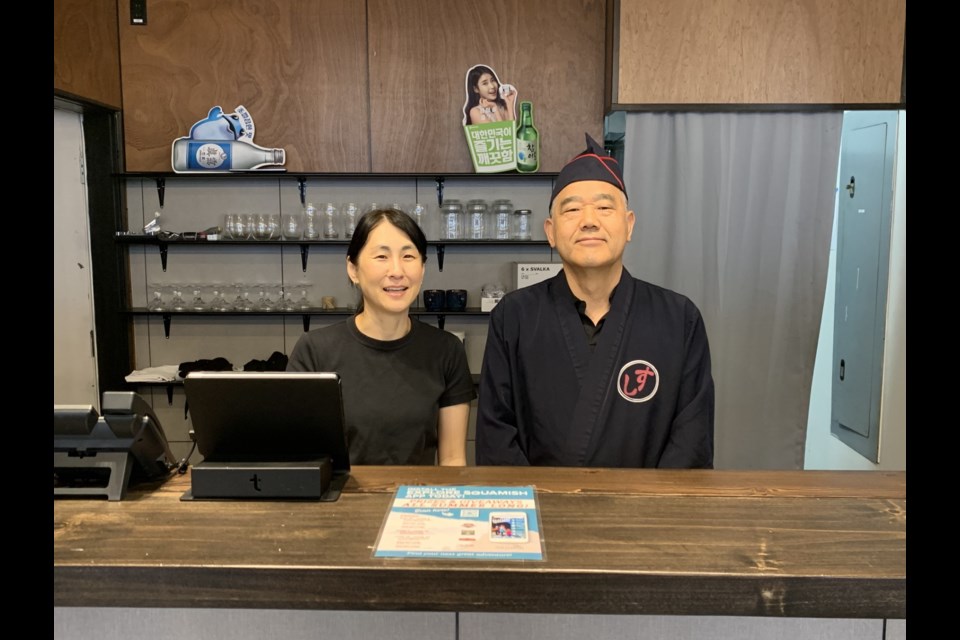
top-left (463, 64), bottom-right (517, 125)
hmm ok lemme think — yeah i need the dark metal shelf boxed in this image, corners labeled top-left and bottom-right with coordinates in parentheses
top-left (124, 307), bottom-right (490, 336)
top-left (116, 233), bottom-right (551, 271)
top-left (118, 171), bottom-right (557, 211)
top-left (117, 171), bottom-right (559, 179)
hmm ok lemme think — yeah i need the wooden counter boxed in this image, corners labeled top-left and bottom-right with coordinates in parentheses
top-left (54, 467), bottom-right (905, 619)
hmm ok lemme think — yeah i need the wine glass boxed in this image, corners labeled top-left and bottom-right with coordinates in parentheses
top-left (189, 284), bottom-right (207, 311)
top-left (209, 284), bottom-right (229, 311)
top-left (230, 282), bottom-right (246, 310)
top-left (279, 286), bottom-right (298, 311)
top-left (148, 282), bottom-right (166, 311)
top-left (295, 282), bottom-right (313, 310)
top-left (255, 283), bottom-right (275, 311)
top-left (169, 284), bottom-right (187, 311)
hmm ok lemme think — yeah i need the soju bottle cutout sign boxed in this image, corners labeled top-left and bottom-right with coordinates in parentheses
top-left (462, 64), bottom-right (537, 174)
top-left (171, 105), bottom-right (286, 173)
top-left (516, 101), bottom-right (539, 173)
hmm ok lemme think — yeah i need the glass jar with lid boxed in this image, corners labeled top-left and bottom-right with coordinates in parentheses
top-left (465, 199), bottom-right (488, 240)
top-left (439, 199), bottom-right (463, 240)
top-left (491, 199), bottom-right (513, 240)
top-left (512, 208), bottom-right (533, 240)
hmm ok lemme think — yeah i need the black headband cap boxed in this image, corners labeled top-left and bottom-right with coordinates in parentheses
top-left (549, 133), bottom-right (627, 209)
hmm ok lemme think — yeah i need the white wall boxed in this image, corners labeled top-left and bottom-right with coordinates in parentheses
top-left (53, 108), bottom-right (99, 407)
top-left (804, 112), bottom-right (906, 470)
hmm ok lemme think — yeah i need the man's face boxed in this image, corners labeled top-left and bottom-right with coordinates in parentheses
top-left (544, 180), bottom-right (635, 270)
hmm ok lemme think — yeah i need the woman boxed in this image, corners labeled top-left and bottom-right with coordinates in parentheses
top-left (463, 64), bottom-right (517, 125)
top-left (288, 209), bottom-right (474, 466)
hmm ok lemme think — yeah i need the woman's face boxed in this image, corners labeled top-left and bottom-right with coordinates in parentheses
top-left (347, 220), bottom-right (425, 317)
top-left (474, 72), bottom-right (499, 101)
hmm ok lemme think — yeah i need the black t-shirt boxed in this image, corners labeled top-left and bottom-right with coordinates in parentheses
top-left (287, 317), bottom-right (476, 465)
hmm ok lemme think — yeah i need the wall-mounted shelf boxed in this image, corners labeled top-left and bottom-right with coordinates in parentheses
top-left (116, 233), bottom-right (550, 271)
top-left (124, 307), bottom-right (491, 336)
top-left (118, 171), bottom-right (559, 208)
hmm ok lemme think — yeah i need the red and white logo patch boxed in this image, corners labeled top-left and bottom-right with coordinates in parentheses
top-left (617, 360), bottom-right (659, 403)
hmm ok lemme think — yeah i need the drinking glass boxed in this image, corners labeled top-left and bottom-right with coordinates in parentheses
top-left (255, 283), bottom-right (275, 311)
top-left (303, 203), bottom-right (320, 239)
top-left (223, 214), bottom-right (239, 240)
top-left (189, 284), bottom-right (207, 311)
top-left (148, 282), bottom-right (166, 311)
top-left (241, 214), bottom-right (256, 240)
top-left (410, 202), bottom-right (430, 237)
top-left (266, 214), bottom-right (280, 239)
top-left (295, 282), bottom-right (313, 310)
top-left (254, 214), bottom-right (271, 240)
top-left (282, 213), bottom-right (302, 239)
top-left (169, 284), bottom-right (187, 311)
top-left (209, 285), bottom-right (229, 311)
top-left (321, 202), bottom-right (339, 239)
top-left (342, 202), bottom-right (361, 239)
top-left (279, 287), bottom-right (298, 311)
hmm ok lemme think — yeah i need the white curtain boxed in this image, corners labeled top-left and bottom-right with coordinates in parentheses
top-left (622, 112), bottom-right (842, 469)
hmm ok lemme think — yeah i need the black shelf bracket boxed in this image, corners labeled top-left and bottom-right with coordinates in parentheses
top-left (165, 384), bottom-right (174, 405)
top-left (158, 242), bottom-right (169, 271)
top-left (162, 313), bottom-right (172, 338)
top-left (435, 243), bottom-right (446, 271)
top-left (155, 177), bottom-right (166, 209)
top-left (435, 177), bottom-right (445, 207)
top-left (298, 176), bottom-right (307, 207)
top-left (437, 313), bottom-right (447, 331)
top-left (302, 314), bottom-right (311, 332)
top-left (299, 244), bottom-right (309, 272)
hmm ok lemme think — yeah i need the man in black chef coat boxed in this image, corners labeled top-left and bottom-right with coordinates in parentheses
top-left (476, 134), bottom-right (714, 468)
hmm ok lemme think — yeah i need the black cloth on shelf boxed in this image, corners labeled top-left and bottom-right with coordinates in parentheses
top-left (178, 357), bottom-right (234, 379)
top-left (243, 351), bottom-right (289, 372)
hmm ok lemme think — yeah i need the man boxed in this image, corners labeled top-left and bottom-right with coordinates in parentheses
top-left (476, 134), bottom-right (714, 468)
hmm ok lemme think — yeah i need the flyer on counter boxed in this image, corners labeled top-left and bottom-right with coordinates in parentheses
top-left (373, 485), bottom-right (545, 560)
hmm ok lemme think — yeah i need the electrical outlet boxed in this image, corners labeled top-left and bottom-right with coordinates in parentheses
top-left (131, 0), bottom-right (147, 26)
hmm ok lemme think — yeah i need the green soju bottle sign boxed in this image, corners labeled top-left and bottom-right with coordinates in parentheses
top-left (516, 101), bottom-right (539, 173)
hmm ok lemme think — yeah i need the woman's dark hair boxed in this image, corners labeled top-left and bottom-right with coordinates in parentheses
top-left (463, 64), bottom-right (506, 125)
top-left (347, 208), bottom-right (428, 313)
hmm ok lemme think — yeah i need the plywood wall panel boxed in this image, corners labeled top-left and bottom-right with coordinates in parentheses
top-left (118, 0), bottom-right (370, 172)
top-left (615, 0), bottom-right (905, 105)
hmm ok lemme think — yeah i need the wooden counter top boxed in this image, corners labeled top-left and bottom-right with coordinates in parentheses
top-left (54, 467), bottom-right (906, 618)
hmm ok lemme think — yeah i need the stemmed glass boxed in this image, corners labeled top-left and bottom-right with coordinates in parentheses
top-left (169, 284), bottom-right (187, 311)
top-left (295, 282), bottom-right (313, 310)
top-left (148, 282), bottom-right (166, 311)
top-left (255, 283), bottom-right (276, 311)
top-left (189, 284), bottom-right (207, 311)
top-left (239, 290), bottom-right (255, 312)
top-left (209, 284), bottom-right (229, 311)
top-left (279, 286), bottom-right (298, 311)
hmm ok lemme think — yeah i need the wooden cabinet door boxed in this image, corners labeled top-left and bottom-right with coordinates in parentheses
top-left (55, 0), bottom-right (122, 108)
top-left (613, 0), bottom-right (906, 106)
top-left (118, 0), bottom-right (370, 172)
top-left (367, 0), bottom-right (607, 173)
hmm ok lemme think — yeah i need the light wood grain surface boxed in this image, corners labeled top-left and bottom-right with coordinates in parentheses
top-left (54, 0), bottom-right (123, 108)
top-left (615, 0), bottom-right (906, 105)
top-left (54, 466), bottom-right (905, 617)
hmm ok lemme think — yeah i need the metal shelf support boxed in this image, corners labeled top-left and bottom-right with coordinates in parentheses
top-left (155, 177), bottom-right (166, 209)
top-left (158, 242), bottom-right (169, 271)
top-left (297, 176), bottom-right (307, 207)
top-left (435, 244), bottom-right (446, 271)
top-left (299, 244), bottom-right (309, 272)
